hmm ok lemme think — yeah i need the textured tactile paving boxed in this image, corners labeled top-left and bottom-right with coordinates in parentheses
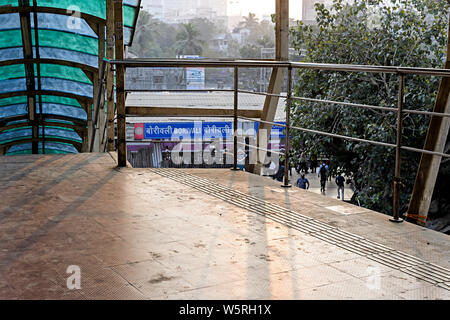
top-left (151, 168), bottom-right (450, 290)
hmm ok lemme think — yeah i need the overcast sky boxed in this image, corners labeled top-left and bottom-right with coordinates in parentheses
top-left (231, 0), bottom-right (303, 19)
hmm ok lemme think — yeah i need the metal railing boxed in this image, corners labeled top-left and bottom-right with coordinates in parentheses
top-left (108, 58), bottom-right (450, 222)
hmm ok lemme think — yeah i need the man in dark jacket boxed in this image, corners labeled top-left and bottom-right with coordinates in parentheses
top-left (335, 172), bottom-right (345, 200)
top-left (318, 162), bottom-right (328, 193)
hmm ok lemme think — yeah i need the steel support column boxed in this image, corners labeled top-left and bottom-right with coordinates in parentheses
top-left (97, 23), bottom-right (106, 152)
top-left (114, 0), bottom-right (127, 166)
top-left (232, 66), bottom-right (239, 171)
top-left (251, 0), bottom-right (289, 174)
top-left (390, 74), bottom-right (405, 223)
top-left (18, 0), bottom-right (38, 154)
top-left (407, 13), bottom-right (450, 225)
top-left (106, 0), bottom-right (116, 152)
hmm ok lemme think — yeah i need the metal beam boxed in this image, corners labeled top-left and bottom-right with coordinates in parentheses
top-left (251, 0), bottom-right (289, 174)
top-left (32, 0), bottom-right (45, 154)
top-left (110, 59), bottom-right (450, 77)
top-left (114, 0), bottom-right (127, 167)
top-left (106, 0), bottom-right (116, 152)
top-left (0, 6), bottom-right (104, 25)
top-left (0, 113), bottom-right (86, 125)
top-left (0, 59), bottom-right (97, 74)
top-left (406, 13), bottom-right (450, 226)
top-left (97, 24), bottom-right (106, 152)
top-left (90, 60), bottom-right (107, 153)
top-left (0, 120), bottom-right (85, 133)
top-left (128, 0), bottom-right (142, 46)
top-left (0, 91), bottom-right (93, 104)
top-left (18, 0), bottom-right (38, 154)
top-left (81, 99), bottom-right (92, 153)
top-left (125, 107), bottom-right (262, 118)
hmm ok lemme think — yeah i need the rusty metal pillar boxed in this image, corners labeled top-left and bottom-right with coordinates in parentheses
top-left (97, 23), bottom-right (106, 152)
top-left (390, 74), bottom-right (405, 223)
top-left (114, 0), bottom-right (127, 166)
top-left (251, 0), bottom-right (289, 174)
top-left (406, 13), bottom-right (450, 225)
top-left (282, 66), bottom-right (293, 188)
top-left (232, 66), bottom-right (239, 171)
top-left (106, 0), bottom-right (116, 152)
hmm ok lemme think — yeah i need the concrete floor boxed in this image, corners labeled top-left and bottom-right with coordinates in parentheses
top-left (0, 153), bottom-right (449, 300)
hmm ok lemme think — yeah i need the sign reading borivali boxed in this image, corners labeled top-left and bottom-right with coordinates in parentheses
top-left (143, 122), bottom-right (232, 140)
top-left (138, 122), bottom-right (285, 140)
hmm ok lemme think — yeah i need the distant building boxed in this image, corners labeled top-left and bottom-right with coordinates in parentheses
top-left (211, 33), bottom-right (232, 51)
top-left (126, 67), bottom-right (186, 91)
top-left (302, 0), bottom-right (333, 24)
top-left (144, 0), bottom-right (230, 24)
top-left (196, 0), bottom-right (228, 17)
top-left (231, 27), bottom-right (250, 45)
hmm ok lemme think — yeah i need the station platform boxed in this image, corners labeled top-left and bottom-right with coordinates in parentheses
top-left (0, 153), bottom-right (449, 299)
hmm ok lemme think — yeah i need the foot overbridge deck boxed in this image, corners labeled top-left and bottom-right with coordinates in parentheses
top-left (0, 153), bottom-right (448, 299)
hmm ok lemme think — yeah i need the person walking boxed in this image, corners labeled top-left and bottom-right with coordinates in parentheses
top-left (335, 172), bottom-right (345, 200)
top-left (300, 152), bottom-right (308, 173)
top-left (310, 154), bottom-right (318, 173)
top-left (318, 161), bottom-right (328, 193)
top-left (296, 173), bottom-right (310, 190)
top-left (275, 163), bottom-right (285, 182)
top-left (161, 146), bottom-right (171, 168)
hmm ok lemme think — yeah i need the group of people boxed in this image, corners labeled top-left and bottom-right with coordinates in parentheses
top-left (296, 160), bottom-right (346, 200)
top-left (295, 152), bottom-right (318, 174)
top-left (267, 152), bottom-right (347, 200)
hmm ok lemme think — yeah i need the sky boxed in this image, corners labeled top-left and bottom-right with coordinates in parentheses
top-left (232, 0), bottom-right (303, 19)
top-left (140, 0), bottom-right (303, 20)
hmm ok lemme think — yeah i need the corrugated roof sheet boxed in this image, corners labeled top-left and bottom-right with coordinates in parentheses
top-left (126, 92), bottom-right (288, 123)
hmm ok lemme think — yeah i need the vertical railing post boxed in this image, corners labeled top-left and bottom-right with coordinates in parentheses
top-left (114, 0), bottom-right (127, 167)
top-left (106, 0), bottom-right (116, 152)
top-left (282, 66), bottom-right (292, 188)
top-left (232, 66), bottom-right (239, 171)
top-left (390, 73), bottom-right (405, 223)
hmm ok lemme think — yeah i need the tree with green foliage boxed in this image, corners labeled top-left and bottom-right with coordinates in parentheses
top-left (290, 0), bottom-right (450, 219)
top-left (175, 23), bottom-right (204, 56)
top-left (129, 11), bottom-right (177, 57)
top-left (239, 12), bottom-right (260, 31)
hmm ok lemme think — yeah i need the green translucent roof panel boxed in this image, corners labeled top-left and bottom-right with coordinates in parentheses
top-left (0, 1), bottom-right (139, 39)
top-left (38, 64), bottom-right (92, 84)
top-left (0, 126), bottom-right (82, 143)
top-left (6, 141), bottom-right (78, 154)
top-left (0, 1), bottom-right (140, 154)
top-left (0, 95), bottom-right (81, 108)
top-left (0, 96), bottom-right (27, 107)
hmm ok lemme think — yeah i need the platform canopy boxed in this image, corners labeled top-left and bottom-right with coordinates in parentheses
top-left (0, 0), bottom-right (141, 155)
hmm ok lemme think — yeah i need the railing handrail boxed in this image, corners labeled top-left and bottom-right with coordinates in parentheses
top-left (110, 57), bottom-right (450, 223)
top-left (110, 58), bottom-right (450, 77)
